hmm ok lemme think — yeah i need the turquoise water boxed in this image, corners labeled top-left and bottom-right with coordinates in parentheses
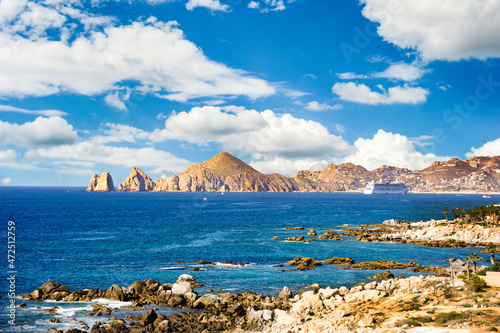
top-left (1, 187), bottom-right (499, 331)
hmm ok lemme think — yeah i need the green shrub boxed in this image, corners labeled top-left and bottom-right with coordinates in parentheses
top-left (477, 263), bottom-right (500, 276)
top-left (465, 275), bottom-right (487, 292)
top-left (435, 311), bottom-right (467, 326)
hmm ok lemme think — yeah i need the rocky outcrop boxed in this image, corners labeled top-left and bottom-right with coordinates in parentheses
top-left (118, 167), bottom-right (155, 192)
top-left (86, 172), bottom-right (115, 192)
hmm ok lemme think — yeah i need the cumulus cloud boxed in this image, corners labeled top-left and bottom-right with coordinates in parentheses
top-left (305, 101), bottom-right (343, 111)
top-left (0, 117), bottom-right (79, 147)
top-left (0, 104), bottom-right (67, 117)
top-left (151, 106), bottom-right (352, 159)
top-left (186, 0), bottom-right (230, 12)
top-left (248, 0), bottom-right (285, 12)
top-left (339, 129), bottom-right (449, 171)
top-left (25, 142), bottom-right (193, 173)
top-left (0, 11), bottom-right (275, 101)
top-left (361, 0), bottom-right (500, 61)
top-left (466, 138), bottom-right (500, 158)
top-left (0, 149), bottom-right (17, 163)
top-left (104, 91), bottom-right (128, 111)
top-left (250, 156), bottom-right (329, 177)
top-left (332, 82), bottom-right (429, 105)
top-left (248, 1), bottom-right (259, 9)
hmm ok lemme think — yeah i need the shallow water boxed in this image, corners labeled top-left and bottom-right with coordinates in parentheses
top-left (0, 187), bottom-right (498, 331)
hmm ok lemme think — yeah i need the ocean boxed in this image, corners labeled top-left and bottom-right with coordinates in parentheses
top-left (1, 187), bottom-right (499, 331)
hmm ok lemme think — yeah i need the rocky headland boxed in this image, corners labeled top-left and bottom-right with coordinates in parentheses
top-left (86, 172), bottom-right (115, 192)
top-left (86, 152), bottom-right (500, 193)
top-left (20, 271), bottom-right (500, 333)
top-left (118, 167), bottom-right (155, 192)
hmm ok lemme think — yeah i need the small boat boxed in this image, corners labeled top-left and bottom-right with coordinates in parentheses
top-left (203, 197), bottom-right (207, 201)
top-left (483, 195), bottom-right (491, 198)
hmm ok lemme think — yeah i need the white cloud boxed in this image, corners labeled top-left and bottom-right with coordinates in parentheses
top-left (92, 123), bottom-right (150, 143)
top-left (337, 72), bottom-right (370, 80)
top-left (104, 91), bottom-right (127, 111)
top-left (340, 129), bottom-right (449, 171)
top-left (0, 149), bottom-right (17, 163)
top-left (0, 104), bottom-right (67, 117)
top-left (305, 101), bottom-right (343, 111)
top-left (248, 1), bottom-right (260, 9)
top-left (466, 138), bottom-right (500, 158)
top-left (361, 0), bottom-right (500, 61)
top-left (186, 0), bottom-right (230, 12)
top-left (0, 18), bottom-right (275, 101)
top-left (0, 117), bottom-right (79, 147)
top-left (332, 82), bottom-right (429, 105)
top-left (151, 106), bottom-right (352, 159)
top-left (337, 62), bottom-right (429, 82)
top-left (0, 178), bottom-right (11, 185)
top-left (25, 142), bottom-right (193, 173)
top-left (250, 156), bottom-right (329, 177)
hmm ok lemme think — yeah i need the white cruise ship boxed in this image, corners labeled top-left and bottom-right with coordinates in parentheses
top-left (364, 182), bottom-right (409, 194)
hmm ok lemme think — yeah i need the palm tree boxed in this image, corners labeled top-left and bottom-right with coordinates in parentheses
top-left (481, 243), bottom-right (498, 265)
top-left (464, 256), bottom-right (471, 281)
top-left (468, 253), bottom-right (482, 273)
top-left (443, 207), bottom-right (449, 222)
top-left (445, 258), bottom-right (456, 278)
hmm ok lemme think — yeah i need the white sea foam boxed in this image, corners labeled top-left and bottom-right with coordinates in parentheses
top-left (159, 266), bottom-right (185, 270)
top-left (93, 298), bottom-right (132, 308)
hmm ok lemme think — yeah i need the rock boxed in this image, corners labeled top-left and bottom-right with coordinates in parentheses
top-left (366, 270), bottom-right (394, 281)
top-left (127, 280), bottom-right (146, 295)
top-left (307, 283), bottom-right (320, 291)
top-left (306, 228), bottom-right (317, 236)
top-left (324, 257), bottom-right (355, 265)
top-left (86, 173), bottom-right (99, 191)
top-left (344, 290), bottom-right (382, 303)
top-left (195, 260), bottom-right (212, 264)
top-left (319, 288), bottom-right (338, 299)
top-left (292, 293), bottom-right (324, 315)
top-left (18, 302), bottom-right (27, 308)
top-left (156, 319), bottom-right (169, 331)
top-left (262, 309), bottom-right (273, 321)
top-left (142, 309), bottom-right (157, 326)
top-left (274, 309), bottom-right (296, 325)
top-left (193, 294), bottom-right (222, 308)
top-left (227, 303), bottom-right (245, 316)
top-left (286, 257), bottom-right (322, 269)
top-left (89, 304), bottom-right (111, 316)
top-left (86, 173), bottom-right (115, 192)
top-left (171, 282), bottom-right (193, 295)
top-left (40, 281), bottom-right (61, 294)
top-left (272, 236), bottom-right (279, 240)
top-left (358, 315), bottom-right (374, 327)
top-left (279, 286), bottom-right (293, 299)
top-left (118, 167), bottom-right (155, 192)
top-left (104, 285), bottom-right (124, 301)
top-left (176, 274), bottom-right (196, 285)
top-left (338, 286), bottom-right (349, 296)
top-left (247, 308), bottom-right (263, 320)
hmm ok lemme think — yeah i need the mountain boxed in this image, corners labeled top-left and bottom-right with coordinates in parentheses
top-left (118, 167), bottom-right (155, 192)
top-left (86, 172), bottom-right (115, 192)
top-left (154, 152), bottom-right (296, 192)
top-left (87, 154), bottom-right (500, 193)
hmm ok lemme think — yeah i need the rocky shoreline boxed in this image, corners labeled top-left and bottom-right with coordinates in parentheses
top-left (277, 219), bottom-right (500, 248)
top-left (18, 271), bottom-right (500, 333)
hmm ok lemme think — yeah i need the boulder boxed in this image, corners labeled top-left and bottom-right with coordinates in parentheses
top-left (292, 292), bottom-right (323, 315)
top-left (366, 270), bottom-right (394, 281)
top-left (127, 280), bottom-right (146, 295)
top-left (286, 257), bottom-right (322, 269)
top-left (358, 315), bottom-right (375, 327)
top-left (40, 281), bottom-right (61, 294)
top-left (142, 309), bottom-right (157, 326)
top-left (104, 285), bottom-right (125, 301)
top-left (338, 286), bottom-right (349, 296)
top-left (274, 309), bottom-right (296, 325)
top-left (176, 274), bottom-right (196, 285)
top-left (344, 290), bottom-right (382, 303)
top-left (193, 294), bottom-right (222, 308)
top-left (279, 286), bottom-right (293, 299)
top-left (171, 282), bottom-right (193, 295)
top-left (306, 229), bottom-right (317, 236)
top-left (262, 309), bottom-right (273, 321)
top-left (319, 287), bottom-right (338, 299)
top-left (247, 308), bottom-right (263, 320)
top-left (324, 257), bottom-right (355, 265)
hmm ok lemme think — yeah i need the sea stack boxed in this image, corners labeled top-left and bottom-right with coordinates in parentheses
top-left (86, 172), bottom-right (115, 192)
top-left (118, 167), bottom-right (155, 191)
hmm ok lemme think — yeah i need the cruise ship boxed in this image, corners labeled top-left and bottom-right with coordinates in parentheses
top-left (364, 182), bottom-right (409, 194)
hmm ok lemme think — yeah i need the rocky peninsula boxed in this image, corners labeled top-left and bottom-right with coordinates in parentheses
top-left (86, 152), bottom-right (500, 193)
top-left (19, 271), bottom-right (500, 333)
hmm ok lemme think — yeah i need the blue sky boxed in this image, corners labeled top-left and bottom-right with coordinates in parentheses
top-left (0, 0), bottom-right (499, 186)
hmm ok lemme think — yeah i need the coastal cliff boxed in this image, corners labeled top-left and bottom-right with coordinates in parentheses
top-left (154, 152), bottom-right (296, 192)
top-left (118, 167), bottom-right (155, 192)
top-left (86, 172), bottom-right (115, 192)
